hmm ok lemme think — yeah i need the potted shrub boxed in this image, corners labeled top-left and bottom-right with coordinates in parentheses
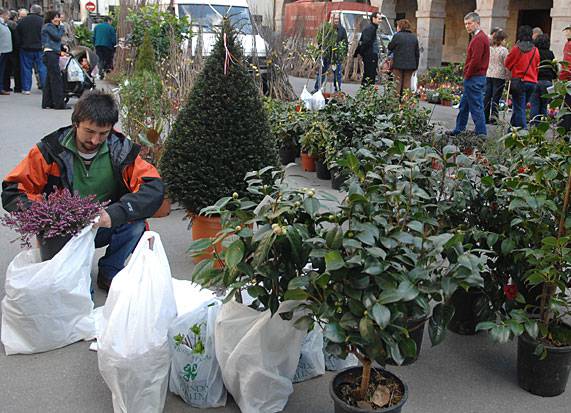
top-left (300, 116), bottom-right (335, 180)
top-left (294, 146), bottom-right (488, 410)
top-left (265, 98), bottom-right (308, 165)
top-left (437, 86), bottom-right (453, 106)
top-left (1, 188), bottom-right (106, 261)
top-left (476, 126), bottom-right (571, 396)
top-left (159, 19), bottom-right (277, 261)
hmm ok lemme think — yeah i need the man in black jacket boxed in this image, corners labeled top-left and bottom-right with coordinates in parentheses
top-left (358, 12), bottom-right (382, 86)
top-left (16, 4), bottom-right (46, 94)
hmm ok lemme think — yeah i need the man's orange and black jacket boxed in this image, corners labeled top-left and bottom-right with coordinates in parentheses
top-left (1, 126), bottom-right (165, 226)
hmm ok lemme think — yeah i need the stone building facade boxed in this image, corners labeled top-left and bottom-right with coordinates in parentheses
top-left (273, 0), bottom-right (571, 71)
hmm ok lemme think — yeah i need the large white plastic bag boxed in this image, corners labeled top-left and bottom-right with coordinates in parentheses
top-left (66, 58), bottom-right (85, 82)
top-left (300, 85), bottom-right (313, 110)
top-left (293, 327), bottom-right (325, 383)
top-left (1, 225), bottom-right (96, 355)
top-left (168, 299), bottom-right (226, 408)
top-left (98, 231), bottom-right (176, 413)
top-left (215, 300), bottom-right (305, 413)
top-left (311, 90), bottom-right (326, 111)
top-left (411, 71), bottom-right (418, 93)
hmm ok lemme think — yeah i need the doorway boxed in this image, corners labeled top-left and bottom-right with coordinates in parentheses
top-left (517, 9), bottom-right (551, 35)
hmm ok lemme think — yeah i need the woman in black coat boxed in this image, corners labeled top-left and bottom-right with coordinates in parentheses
top-left (529, 34), bottom-right (557, 125)
top-left (387, 19), bottom-right (419, 96)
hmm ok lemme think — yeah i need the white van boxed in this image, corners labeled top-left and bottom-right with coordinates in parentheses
top-left (173, 0), bottom-right (268, 73)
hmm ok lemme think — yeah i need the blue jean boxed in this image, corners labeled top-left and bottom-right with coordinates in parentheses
top-left (20, 50), bottom-right (47, 92)
top-left (529, 79), bottom-right (551, 126)
top-left (94, 220), bottom-right (146, 280)
top-left (314, 57), bottom-right (343, 92)
top-left (453, 76), bottom-right (487, 136)
top-left (510, 81), bottom-right (536, 129)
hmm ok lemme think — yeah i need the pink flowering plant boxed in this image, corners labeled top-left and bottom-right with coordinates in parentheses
top-left (1, 188), bottom-right (107, 247)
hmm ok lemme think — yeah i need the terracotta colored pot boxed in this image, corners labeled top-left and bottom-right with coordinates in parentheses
top-left (191, 215), bottom-right (223, 267)
top-left (152, 196), bottom-right (171, 218)
top-left (300, 151), bottom-right (316, 172)
top-left (441, 99), bottom-right (452, 106)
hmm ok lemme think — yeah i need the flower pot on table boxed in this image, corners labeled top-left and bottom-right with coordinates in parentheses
top-left (279, 145), bottom-right (297, 165)
top-left (316, 159), bottom-right (331, 180)
top-left (448, 288), bottom-right (485, 335)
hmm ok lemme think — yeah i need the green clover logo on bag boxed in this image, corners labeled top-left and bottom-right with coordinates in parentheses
top-left (183, 363), bottom-right (199, 381)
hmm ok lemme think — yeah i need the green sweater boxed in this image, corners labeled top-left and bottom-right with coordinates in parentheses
top-left (62, 131), bottom-right (117, 202)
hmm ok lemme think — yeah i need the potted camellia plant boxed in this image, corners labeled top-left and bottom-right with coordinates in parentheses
top-left (1, 188), bottom-right (106, 261)
top-left (476, 121), bottom-right (571, 397)
top-left (160, 19), bottom-right (277, 262)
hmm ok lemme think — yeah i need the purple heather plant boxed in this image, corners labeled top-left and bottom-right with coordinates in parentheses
top-left (1, 188), bottom-right (108, 248)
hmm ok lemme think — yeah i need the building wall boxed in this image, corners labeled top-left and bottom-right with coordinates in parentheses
top-left (395, 0), bottom-right (417, 30)
top-left (505, 0), bottom-right (552, 46)
top-left (442, 0), bottom-right (476, 63)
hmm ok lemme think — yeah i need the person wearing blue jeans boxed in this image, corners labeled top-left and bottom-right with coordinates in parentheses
top-left (314, 57), bottom-right (343, 92)
top-left (95, 220), bottom-right (146, 282)
top-left (453, 76), bottom-right (488, 135)
top-left (451, 13), bottom-right (490, 137)
top-left (511, 81), bottom-right (536, 129)
top-left (20, 50), bottom-right (46, 92)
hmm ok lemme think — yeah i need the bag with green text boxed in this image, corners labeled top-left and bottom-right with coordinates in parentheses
top-left (168, 299), bottom-right (226, 408)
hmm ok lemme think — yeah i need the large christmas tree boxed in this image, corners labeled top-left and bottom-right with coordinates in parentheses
top-left (160, 19), bottom-right (277, 214)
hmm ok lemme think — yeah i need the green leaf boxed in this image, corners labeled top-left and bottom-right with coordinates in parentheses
top-left (397, 280), bottom-right (418, 301)
top-left (187, 237), bottom-right (213, 253)
top-left (253, 231), bottom-right (275, 267)
top-left (371, 303), bottom-right (390, 329)
top-left (288, 277), bottom-right (309, 289)
top-left (359, 317), bottom-right (376, 341)
top-left (284, 288), bottom-right (309, 301)
top-left (325, 251), bottom-right (345, 271)
top-left (486, 233), bottom-right (499, 248)
top-left (400, 337), bottom-right (417, 359)
top-left (325, 226), bottom-right (344, 249)
top-left (524, 321), bottom-right (539, 339)
top-left (247, 286), bottom-right (266, 298)
top-left (324, 323), bottom-right (346, 343)
top-left (475, 321), bottom-right (497, 332)
top-left (407, 221), bottom-right (424, 233)
top-left (225, 239), bottom-right (245, 268)
top-left (303, 197), bottom-right (320, 217)
top-left (490, 325), bottom-right (511, 344)
top-left (428, 303), bottom-right (455, 346)
top-left (428, 233), bottom-right (454, 249)
top-left (387, 340), bottom-right (404, 365)
top-left (365, 247), bottom-right (387, 260)
top-left (294, 315), bottom-right (314, 331)
top-left (378, 288), bottom-right (402, 305)
top-left (501, 238), bottom-right (515, 255)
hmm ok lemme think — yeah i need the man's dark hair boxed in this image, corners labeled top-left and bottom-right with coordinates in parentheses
top-left (534, 34), bottom-right (551, 49)
top-left (44, 10), bottom-right (59, 23)
top-left (370, 12), bottom-right (381, 23)
top-left (72, 90), bottom-right (119, 127)
top-left (517, 25), bottom-right (533, 42)
top-left (104, 16), bottom-right (112, 23)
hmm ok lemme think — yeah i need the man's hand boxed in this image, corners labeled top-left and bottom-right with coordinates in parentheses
top-left (95, 209), bottom-right (112, 228)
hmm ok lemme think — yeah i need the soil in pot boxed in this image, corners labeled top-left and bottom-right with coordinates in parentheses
top-left (386, 317), bottom-right (427, 366)
top-left (279, 145), bottom-right (296, 165)
top-left (517, 327), bottom-right (571, 397)
top-left (316, 159), bottom-right (331, 180)
top-left (448, 288), bottom-right (485, 335)
top-left (38, 234), bottom-right (72, 261)
top-left (330, 367), bottom-right (408, 412)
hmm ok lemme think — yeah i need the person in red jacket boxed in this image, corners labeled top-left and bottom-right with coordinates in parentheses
top-left (560, 25), bottom-right (571, 131)
top-left (450, 12), bottom-right (490, 137)
top-left (505, 25), bottom-right (539, 129)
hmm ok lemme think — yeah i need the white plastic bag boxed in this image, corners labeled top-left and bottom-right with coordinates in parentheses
top-left (293, 327), bottom-right (325, 383)
top-left (324, 341), bottom-right (359, 371)
top-left (215, 300), bottom-right (305, 413)
top-left (411, 71), bottom-right (418, 93)
top-left (98, 231), bottom-right (177, 413)
top-left (168, 299), bottom-right (226, 408)
top-left (311, 90), bottom-right (326, 111)
top-left (66, 58), bottom-right (85, 83)
top-left (1, 225), bottom-right (96, 355)
top-left (300, 85), bottom-right (313, 110)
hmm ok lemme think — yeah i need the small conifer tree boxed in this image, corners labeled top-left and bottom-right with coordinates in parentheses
top-left (160, 19), bottom-right (277, 214)
top-left (134, 31), bottom-right (157, 74)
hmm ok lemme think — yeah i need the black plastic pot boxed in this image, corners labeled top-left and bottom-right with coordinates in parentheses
top-left (331, 170), bottom-right (348, 190)
top-left (387, 317), bottom-right (427, 366)
top-left (279, 145), bottom-right (296, 165)
top-left (316, 159), bottom-right (331, 180)
top-left (448, 288), bottom-right (484, 335)
top-left (330, 367), bottom-right (408, 413)
top-left (517, 333), bottom-right (571, 397)
top-left (37, 234), bottom-right (72, 261)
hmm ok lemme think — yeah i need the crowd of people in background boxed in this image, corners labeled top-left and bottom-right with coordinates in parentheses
top-left (0, 4), bottom-right (116, 109)
top-left (451, 12), bottom-right (571, 136)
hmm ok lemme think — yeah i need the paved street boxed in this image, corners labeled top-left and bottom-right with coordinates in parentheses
top-left (0, 82), bottom-right (568, 413)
